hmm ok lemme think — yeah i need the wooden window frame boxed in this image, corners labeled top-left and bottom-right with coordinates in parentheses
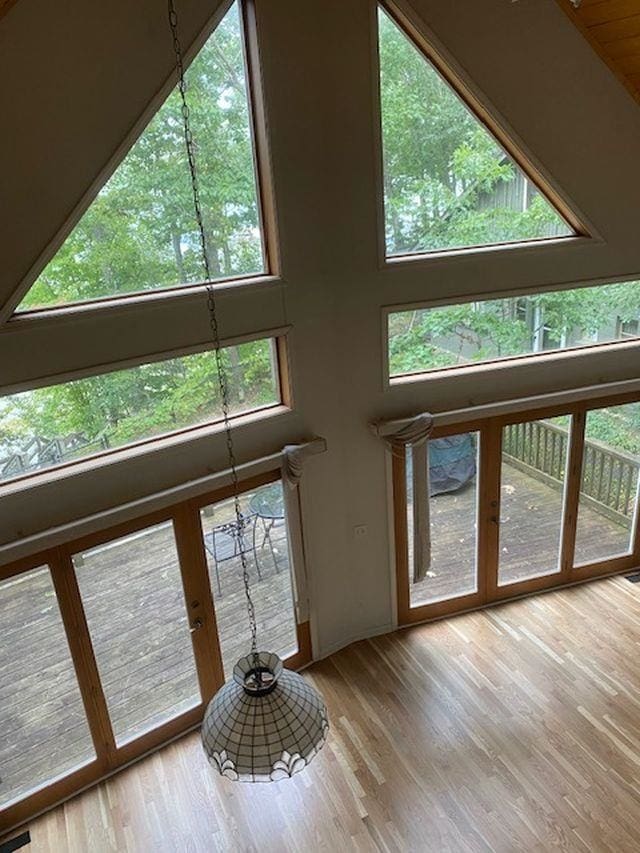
top-left (393, 390), bottom-right (640, 628)
top-left (5, 0), bottom-right (278, 324)
top-left (0, 467), bottom-right (311, 834)
top-left (0, 331), bottom-right (291, 495)
top-left (383, 274), bottom-right (640, 387)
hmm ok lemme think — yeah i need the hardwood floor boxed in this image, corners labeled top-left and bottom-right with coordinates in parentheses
top-left (9, 575), bottom-right (640, 852)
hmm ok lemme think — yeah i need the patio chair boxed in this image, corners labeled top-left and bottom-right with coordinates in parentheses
top-left (203, 513), bottom-right (261, 597)
top-left (255, 515), bottom-right (286, 573)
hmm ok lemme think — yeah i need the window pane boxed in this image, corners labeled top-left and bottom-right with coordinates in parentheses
top-left (499, 418), bottom-right (569, 585)
top-left (19, 2), bottom-right (264, 311)
top-left (408, 433), bottom-right (479, 607)
top-left (0, 566), bottom-right (95, 807)
top-left (378, 7), bottom-right (571, 257)
top-left (73, 522), bottom-right (200, 746)
top-left (388, 280), bottom-right (640, 377)
top-left (574, 403), bottom-right (640, 566)
top-left (200, 481), bottom-right (298, 677)
top-left (0, 338), bottom-right (279, 483)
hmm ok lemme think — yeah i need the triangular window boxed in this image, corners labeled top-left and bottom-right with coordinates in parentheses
top-left (378, 5), bottom-right (577, 256)
top-left (18, 2), bottom-right (264, 312)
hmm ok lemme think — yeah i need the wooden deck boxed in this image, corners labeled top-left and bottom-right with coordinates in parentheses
top-left (0, 491), bottom-right (297, 811)
top-left (410, 461), bottom-right (633, 605)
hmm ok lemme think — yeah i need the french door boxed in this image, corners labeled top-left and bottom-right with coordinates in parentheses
top-left (395, 392), bottom-right (640, 626)
top-left (0, 470), bottom-right (310, 834)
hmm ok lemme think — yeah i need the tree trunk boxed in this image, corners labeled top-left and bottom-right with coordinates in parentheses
top-left (228, 346), bottom-right (246, 405)
top-left (172, 230), bottom-right (187, 282)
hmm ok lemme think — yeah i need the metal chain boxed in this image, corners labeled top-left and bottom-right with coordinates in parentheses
top-left (168, 0), bottom-right (259, 660)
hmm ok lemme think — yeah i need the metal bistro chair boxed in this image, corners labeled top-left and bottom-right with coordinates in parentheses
top-left (203, 512), bottom-right (261, 597)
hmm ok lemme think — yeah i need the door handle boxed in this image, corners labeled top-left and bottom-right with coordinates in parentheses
top-left (190, 617), bottom-right (204, 633)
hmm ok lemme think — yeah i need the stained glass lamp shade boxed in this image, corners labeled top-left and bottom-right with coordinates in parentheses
top-left (202, 652), bottom-right (329, 782)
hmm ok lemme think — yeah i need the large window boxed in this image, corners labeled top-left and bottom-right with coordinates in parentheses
top-left (0, 470), bottom-right (311, 828)
top-left (392, 392), bottom-right (640, 626)
top-left (18, 2), bottom-right (266, 312)
top-left (0, 338), bottom-right (281, 483)
top-left (388, 279), bottom-right (640, 378)
top-left (73, 522), bottom-right (201, 746)
top-left (0, 565), bottom-right (95, 809)
top-left (574, 403), bottom-right (640, 566)
top-left (406, 434), bottom-right (479, 607)
top-left (377, 4), bottom-right (573, 257)
top-left (499, 417), bottom-right (569, 585)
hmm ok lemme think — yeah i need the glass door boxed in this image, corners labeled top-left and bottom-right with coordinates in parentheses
top-left (199, 479), bottom-right (299, 678)
top-left (574, 402), bottom-right (640, 568)
top-left (0, 468), bottom-right (312, 831)
top-left (0, 563), bottom-right (96, 811)
top-left (495, 416), bottom-right (571, 593)
top-left (72, 521), bottom-right (202, 748)
top-left (407, 432), bottom-right (481, 608)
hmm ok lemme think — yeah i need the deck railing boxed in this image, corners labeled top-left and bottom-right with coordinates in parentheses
top-left (0, 434), bottom-right (110, 480)
top-left (503, 419), bottom-right (639, 523)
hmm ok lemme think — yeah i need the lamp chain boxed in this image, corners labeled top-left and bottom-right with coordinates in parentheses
top-left (168, 0), bottom-right (259, 659)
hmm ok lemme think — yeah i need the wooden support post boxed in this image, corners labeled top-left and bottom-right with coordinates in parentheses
top-left (561, 410), bottom-right (586, 580)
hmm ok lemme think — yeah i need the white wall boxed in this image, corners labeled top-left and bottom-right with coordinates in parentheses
top-left (1, 0), bottom-right (640, 658)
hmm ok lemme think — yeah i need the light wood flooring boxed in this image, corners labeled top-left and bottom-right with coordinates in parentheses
top-left (8, 574), bottom-right (640, 852)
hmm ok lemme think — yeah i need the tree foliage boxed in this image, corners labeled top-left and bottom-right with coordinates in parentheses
top-left (378, 8), bottom-right (570, 254)
top-left (21, 3), bottom-right (261, 310)
top-left (0, 341), bottom-right (276, 466)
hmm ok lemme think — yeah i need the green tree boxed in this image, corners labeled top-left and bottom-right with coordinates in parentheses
top-left (378, 8), bottom-right (569, 254)
top-left (20, 2), bottom-right (261, 311)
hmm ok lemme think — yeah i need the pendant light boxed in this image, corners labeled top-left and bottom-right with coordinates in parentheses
top-left (167, 1), bottom-right (328, 782)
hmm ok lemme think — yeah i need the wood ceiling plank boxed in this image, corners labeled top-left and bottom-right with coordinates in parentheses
top-left (580, 0), bottom-right (640, 29)
top-left (0, 0), bottom-right (17, 20)
top-left (557, 0), bottom-right (640, 102)
top-left (605, 32), bottom-right (640, 55)
top-left (589, 12), bottom-right (640, 42)
top-left (616, 50), bottom-right (640, 70)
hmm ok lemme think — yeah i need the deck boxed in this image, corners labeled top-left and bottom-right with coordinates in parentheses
top-left (0, 463), bottom-right (634, 811)
top-left (409, 461), bottom-right (633, 605)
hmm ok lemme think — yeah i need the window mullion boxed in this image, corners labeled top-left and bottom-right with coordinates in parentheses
top-left (561, 409), bottom-right (586, 579)
top-left (172, 503), bottom-right (225, 704)
top-left (48, 546), bottom-right (117, 771)
top-left (478, 421), bottom-right (501, 603)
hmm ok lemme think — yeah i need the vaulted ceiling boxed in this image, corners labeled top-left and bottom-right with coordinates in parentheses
top-left (559, 0), bottom-right (640, 103)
